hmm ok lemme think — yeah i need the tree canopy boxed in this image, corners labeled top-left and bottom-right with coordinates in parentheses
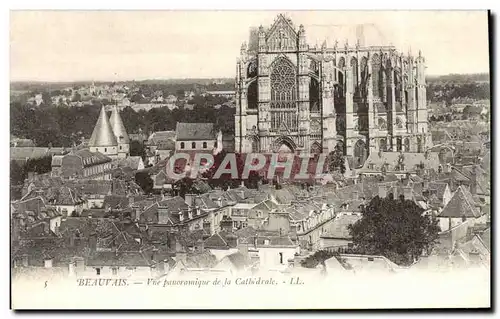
top-left (327, 143), bottom-right (346, 174)
top-left (348, 194), bottom-right (440, 266)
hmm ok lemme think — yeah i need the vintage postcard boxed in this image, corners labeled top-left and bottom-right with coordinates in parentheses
top-left (10, 10), bottom-right (491, 309)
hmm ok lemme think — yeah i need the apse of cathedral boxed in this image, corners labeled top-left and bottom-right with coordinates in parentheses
top-left (234, 14), bottom-right (432, 168)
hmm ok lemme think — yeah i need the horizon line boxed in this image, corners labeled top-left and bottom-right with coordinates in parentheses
top-left (9, 72), bottom-right (491, 84)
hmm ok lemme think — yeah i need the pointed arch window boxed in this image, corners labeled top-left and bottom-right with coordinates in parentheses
top-left (270, 57), bottom-right (297, 132)
top-left (371, 53), bottom-right (381, 98)
top-left (270, 57), bottom-right (296, 109)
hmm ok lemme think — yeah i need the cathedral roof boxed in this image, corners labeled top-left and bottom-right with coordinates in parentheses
top-left (89, 106), bottom-right (118, 147)
top-left (109, 105), bottom-right (130, 144)
top-left (247, 14), bottom-right (394, 53)
top-left (304, 23), bottom-right (392, 49)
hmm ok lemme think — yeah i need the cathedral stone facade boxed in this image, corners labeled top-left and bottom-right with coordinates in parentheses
top-left (234, 14), bottom-right (432, 168)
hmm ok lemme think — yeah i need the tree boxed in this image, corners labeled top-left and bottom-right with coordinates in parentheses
top-left (71, 92), bottom-right (82, 102)
top-left (24, 155), bottom-right (53, 175)
top-left (130, 140), bottom-right (145, 158)
top-left (135, 171), bottom-right (154, 194)
top-left (348, 194), bottom-right (440, 266)
top-left (10, 160), bottom-right (26, 200)
top-left (327, 144), bottom-right (346, 174)
top-left (175, 89), bottom-right (185, 99)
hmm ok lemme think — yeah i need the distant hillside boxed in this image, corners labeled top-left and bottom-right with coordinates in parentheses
top-left (427, 73), bottom-right (490, 84)
top-left (426, 73), bottom-right (490, 104)
top-left (10, 78), bottom-right (234, 92)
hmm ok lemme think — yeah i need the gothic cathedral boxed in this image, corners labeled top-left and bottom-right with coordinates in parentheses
top-left (234, 14), bottom-right (432, 168)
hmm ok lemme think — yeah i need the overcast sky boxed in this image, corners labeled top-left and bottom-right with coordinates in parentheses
top-left (10, 11), bottom-right (490, 82)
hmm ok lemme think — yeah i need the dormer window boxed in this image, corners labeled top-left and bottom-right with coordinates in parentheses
top-left (264, 239), bottom-right (270, 245)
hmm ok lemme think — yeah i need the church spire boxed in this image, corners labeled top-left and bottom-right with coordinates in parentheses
top-left (89, 106), bottom-right (117, 147)
top-left (109, 105), bottom-right (129, 144)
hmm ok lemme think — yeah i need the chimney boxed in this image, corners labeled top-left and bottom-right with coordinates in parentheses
top-left (196, 205), bottom-right (201, 216)
top-left (216, 197), bottom-right (223, 207)
top-left (42, 222), bottom-right (50, 234)
top-left (185, 193), bottom-right (194, 207)
top-left (378, 184), bottom-right (388, 198)
top-left (403, 187), bottom-right (413, 201)
top-left (203, 221), bottom-right (211, 236)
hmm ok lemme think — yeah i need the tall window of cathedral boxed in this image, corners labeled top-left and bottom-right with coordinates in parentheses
top-left (309, 78), bottom-right (320, 112)
top-left (310, 142), bottom-right (322, 154)
top-left (270, 57), bottom-right (297, 131)
top-left (247, 81), bottom-right (258, 109)
top-left (380, 138), bottom-right (387, 152)
top-left (247, 61), bottom-right (257, 78)
top-left (337, 57), bottom-right (346, 96)
top-left (417, 137), bottom-right (423, 153)
top-left (332, 59), bottom-right (337, 82)
top-left (396, 137), bottom-right (403, 152)
top-left (360, 57), bottom-right (368, 97)
top-left (404, 138), bottom-right (410, 152)
top-left (371, 53), bottom-right (381, 98)
top-left (354, 140), bottom-right (367, 168)
top-left (251, 138), bottom-right (259, 153)
top-left (383, 59), bottom-right (391, 102)
top-left (350, 57), bottom-right (358, 96)
top-left (395, 71), bottom-right (401, 101)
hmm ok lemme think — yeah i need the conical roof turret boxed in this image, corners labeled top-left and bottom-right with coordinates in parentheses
top-left (89, 106), bottom-right (118, 147)
top-left (109, 105), bottom-right (129, 144)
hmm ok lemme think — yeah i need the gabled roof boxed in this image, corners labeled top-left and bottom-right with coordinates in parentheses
top-left (204, 232), bottom-right (237, 249)
top-left (147, 131), bottom-right (176, 145)
top-left (89, 106), bottom-right (118, 147)
top-left (175, 123), bottom-right (215, 141)
top-left (439, 186), bottom-right (482, 218)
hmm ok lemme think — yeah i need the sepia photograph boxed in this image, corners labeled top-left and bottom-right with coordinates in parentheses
top-left (9, 10), bottom-right (491, 310)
